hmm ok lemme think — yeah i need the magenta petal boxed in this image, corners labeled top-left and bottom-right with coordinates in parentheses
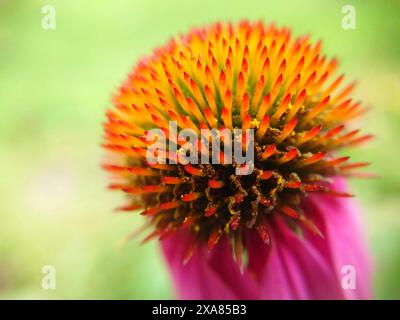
top-left (299, 177), bottom-right (373, 299)
top-left (160, 177), bottom-right (372, 299)
top-left (161, 231), bottom-right (259, 299)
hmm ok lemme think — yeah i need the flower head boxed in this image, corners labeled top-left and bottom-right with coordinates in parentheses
top-left (103, 21), bottom-right (371, 266)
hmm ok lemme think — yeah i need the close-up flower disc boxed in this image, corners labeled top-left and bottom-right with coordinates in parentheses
top-left (103, 21), bottom-right (370, 262)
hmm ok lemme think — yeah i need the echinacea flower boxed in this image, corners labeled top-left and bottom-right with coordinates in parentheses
top-left (103, 21), bottom-right (372, 299)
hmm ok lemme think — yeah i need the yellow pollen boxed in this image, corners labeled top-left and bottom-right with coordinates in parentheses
top-left (250, 118), bottom-right (260, 128)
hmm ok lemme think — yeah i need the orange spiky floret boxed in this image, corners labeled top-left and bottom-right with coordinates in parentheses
top-left (103, 21), bottom-right (371, 256)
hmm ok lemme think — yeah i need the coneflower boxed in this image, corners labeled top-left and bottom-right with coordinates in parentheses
top-left (103, 21), bottom-right (372, 299)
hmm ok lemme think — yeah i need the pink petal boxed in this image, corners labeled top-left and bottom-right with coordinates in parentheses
top-left (299, 177), bottom-right (373, 299)
top-left (160, 177), bottom-right (372, 299)
top-left (160, 231), bottom-right (259, 299)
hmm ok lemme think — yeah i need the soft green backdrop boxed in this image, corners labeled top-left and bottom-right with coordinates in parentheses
top-left (0, 0), bottom-right (399, 299)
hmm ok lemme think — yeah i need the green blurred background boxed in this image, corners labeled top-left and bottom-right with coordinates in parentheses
top-left (0, 0), bottom-right (399, 299)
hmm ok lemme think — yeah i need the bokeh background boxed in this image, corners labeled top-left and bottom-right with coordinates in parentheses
top-left (1, 0), bottom-right (399, 299)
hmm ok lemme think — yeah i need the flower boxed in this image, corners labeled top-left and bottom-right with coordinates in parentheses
top-left (103, 21), bottom-right (372, 299)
